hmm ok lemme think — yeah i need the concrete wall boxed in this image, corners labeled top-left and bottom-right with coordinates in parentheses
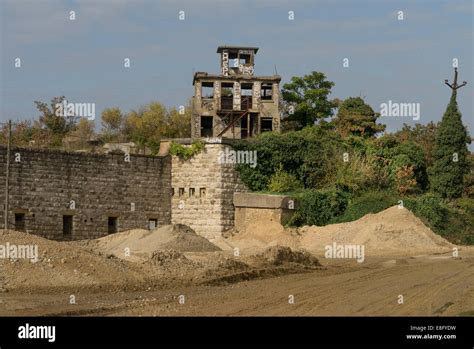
top-left (0, 146), bottom-right (171, 240)
top-left (170, 143), bottom-right (247, 239)
top-left (233, 192), bottom-right (296, 231)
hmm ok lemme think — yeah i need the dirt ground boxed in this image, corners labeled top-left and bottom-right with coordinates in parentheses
top-left (1, 206), bottom-right (473, 316)
top-left (1, 252), bottom-right (473, 316)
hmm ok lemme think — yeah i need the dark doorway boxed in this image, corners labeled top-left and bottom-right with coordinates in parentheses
top-left (63, 215), bottom-right (73, 236)
top-left (148, 219), bottom-right (158, 230)
top-left (261, 118), bottom-right (273, 133)
top-left (15, 213), bottom-right (25, 232)
top-left (108, 217), bottom-right (118, 234)
top-left (200, 116), bottom-right (213, 137)
top-left (241, 113), bottom-right (255, 139)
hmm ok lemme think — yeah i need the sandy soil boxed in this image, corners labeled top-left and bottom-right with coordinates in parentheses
top-left (1, 252), bottom-right (473, 316)
top-left (0, 206), bottom-right (472, 316)
top-left (226, 206), bottom-right (455, 256)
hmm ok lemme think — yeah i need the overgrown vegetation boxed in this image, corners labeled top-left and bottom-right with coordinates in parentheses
top-left (234, 70), bottom-right (472, 244)
top-left (169, 141), bottom-right (204, 160)
top-left (0, 98), bottom-right (192, 153)
top-left (287, 189), bottom-right (349, 226)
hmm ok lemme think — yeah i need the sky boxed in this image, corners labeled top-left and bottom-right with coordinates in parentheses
top-left (0, 0), bottom-right (472, 142)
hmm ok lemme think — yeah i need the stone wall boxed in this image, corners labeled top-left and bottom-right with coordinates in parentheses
top-left (0, 146), bottom-right (171, 240)
top-left (170, 143), bottom-right (247, 239)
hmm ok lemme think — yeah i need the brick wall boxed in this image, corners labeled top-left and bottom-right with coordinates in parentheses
top-left (0, 146), bottom-right (171, 240)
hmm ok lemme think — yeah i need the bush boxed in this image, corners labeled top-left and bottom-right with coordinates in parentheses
top-left (234, 125), bottom-right (345, 191)
top-left (288, 188), bottom-right (349, 226)
top-left (169, 140), bottom-right (204, 160)
top-left (367, 136), bottom-right (428, 193)
top-left (334, 153), bottom-right (379, 193)
top-left (267, 166), bottom-right (303, 193)
top-left (403, 195), bottom-right (473, 245)
top-left (330, 190), bottom-right (398, 224)
top-left (404, 193), bottom-right (447, 229)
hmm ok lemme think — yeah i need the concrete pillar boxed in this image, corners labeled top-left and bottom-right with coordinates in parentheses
top-left (233, 81), bottom-right (241, 111)
top-left (252, 81), bottom-right (261, 109)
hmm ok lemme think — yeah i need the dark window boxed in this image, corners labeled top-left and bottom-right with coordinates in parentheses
top-left (149, 219), bottom-right (158, 230)
top-left (15, 213), bottom-right (25, 231)
top-left (199, 188), bottom-right (206, 197)
top-left (200, 116), bottom-right (213, 137)
top-left (261, 118), bottom-right (273, 133)
top-left (202, 82), bottom-right (214, 98)
top-left (220, 83), bottom-right (234, 110)
top-left (261, 83), bottom-right (273, 101)
top-left (63, 215), bottom-right (73, 236)
top-left (239, 54), bottom-right (251, 65)
top-left (179, 188), bottom-right (185, 197)
top-left (189, 188), bottom-right (195, 197)
top-left (108, 217), bottom-right (118, 234)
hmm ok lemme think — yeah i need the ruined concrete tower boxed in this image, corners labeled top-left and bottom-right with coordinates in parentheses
top-left (192, 46), bottom-right (281, 139)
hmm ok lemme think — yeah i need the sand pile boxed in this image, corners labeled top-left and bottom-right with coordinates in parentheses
top-left (226, 206), bottom-right (455, 257)
top-left (84, 224), bottom-right (220, 262)
top-left (200, 246), bottom-right (322, 286)
top-left (150, 249), bottom-right (197, 269)
top-left (299, 206), bottom-right (454, 256)
top-left (254, 246), bottom-right (321, 267)
top-left (0, 229), bottom-right (152, 293)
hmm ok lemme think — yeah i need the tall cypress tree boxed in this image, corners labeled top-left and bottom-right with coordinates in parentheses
top-left (430, 68), bottom-right (470, 198)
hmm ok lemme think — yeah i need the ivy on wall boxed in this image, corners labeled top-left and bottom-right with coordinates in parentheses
top-left (169, 140), bottom-right (204, 160)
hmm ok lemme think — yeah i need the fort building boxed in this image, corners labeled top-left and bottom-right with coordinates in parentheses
top-left (191, 46), bottom-right (281, 139)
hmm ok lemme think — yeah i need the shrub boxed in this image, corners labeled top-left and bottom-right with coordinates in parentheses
top-left (394, 165), bottom-right (418, 195)
top-left (288, 188), bottom-right (349, 226)
top-left (170, 140), bottom-right (204, 160)
top-left (234, 125), bottom-right (345, 191)
top-left (367, 136), bottom-right (428, 192)
top-left (333, 153), bottom-right (379, 193)
top-left (330, 190), bottom-right (398, 223)
top-left (403, 193), bottom-right (447, 229)
top-left (267, 165), bottom-right (303, 193)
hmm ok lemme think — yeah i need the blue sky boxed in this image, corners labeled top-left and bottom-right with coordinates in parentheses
top-left (0, 0), bottom-right (472, 140)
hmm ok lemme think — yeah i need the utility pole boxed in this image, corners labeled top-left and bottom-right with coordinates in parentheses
top-left (4, 120), bottom-right (11, 232)
top-left (445, 67), bottom-right (467, 91)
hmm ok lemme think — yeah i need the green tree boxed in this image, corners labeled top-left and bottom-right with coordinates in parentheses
top-left (101, 107), bottom-right (124, 141)
top-left (123, 102), bottom-right (168, 154)
top-left (394, 122), bottom-right (438, 167)
top-left (165, 101), bottom-right (192, 138)
top-left (281, 71), bottom-right (336, 130)
top-left (333, 97), bottom-right (385, 138)
top-left (34, 96), bottom-right (76, 136)
top-left (430, 90), bottom-right (470, 198)
top-left (70, 118), bottom-right (95, 149)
